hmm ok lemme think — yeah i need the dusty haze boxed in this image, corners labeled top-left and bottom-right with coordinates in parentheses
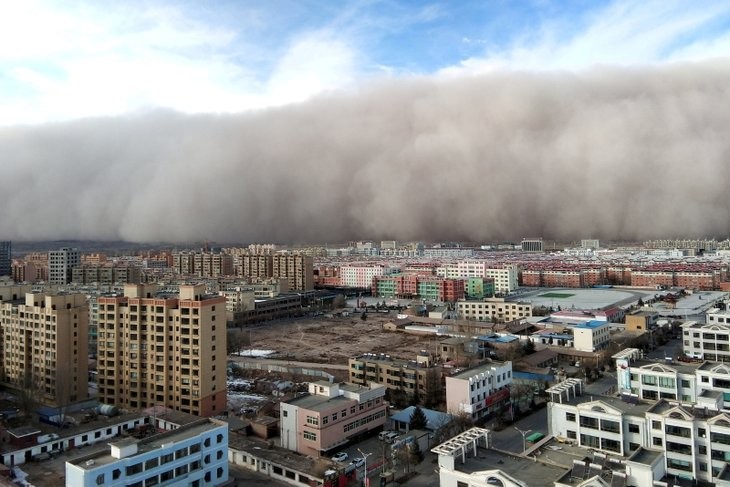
top-left (2, 61), bottom-right (730, 244)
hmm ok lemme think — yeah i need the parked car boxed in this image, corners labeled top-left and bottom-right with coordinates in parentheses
top-left (350, 457), bottom-right (365, 468)
top-left (331, 452), bottom-right (349, 462)
top-left (378, 430), bottom-right (394, 441)
top-left (383, 431), bottom-right (399, 443)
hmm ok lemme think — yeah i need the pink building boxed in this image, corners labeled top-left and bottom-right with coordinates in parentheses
top-left (280, 381), bottom-right (387, 457)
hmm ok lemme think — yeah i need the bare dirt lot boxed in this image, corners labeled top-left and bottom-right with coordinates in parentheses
top-left (231, 313), bottom-right (442, 365)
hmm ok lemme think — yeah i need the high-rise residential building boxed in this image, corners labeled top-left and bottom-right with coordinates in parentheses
top-left (581, 239), bottom-right (600, 250)
top-left (48, 247), bottom-right (80, 284)
top-left (272, 254), bottom-right (314, 291)
top-left (72, 265), bottom-right (142, 285)
top-left (0, 241), bottom-right (10, 277)
top-left (96, 284), bottom-right (227, 417)
top-left (0, 291), bottom-right (89, 407)
top-left (171, 251), bottom-right (233, 278)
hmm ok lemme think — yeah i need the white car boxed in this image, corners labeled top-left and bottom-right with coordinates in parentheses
top-left (350, 457), bottom-right (365, 468)
top-left (331, 452), bottom-right (349, 462)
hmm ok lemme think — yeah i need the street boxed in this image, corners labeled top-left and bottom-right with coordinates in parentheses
top-left (490, 407), bottom-right (548, 453)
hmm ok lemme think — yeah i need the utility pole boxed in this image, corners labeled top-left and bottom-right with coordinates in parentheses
top-left (514, 427), bottom-right (532, 453)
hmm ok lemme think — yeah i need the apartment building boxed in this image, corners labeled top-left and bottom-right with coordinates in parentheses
top-left (682, 318), bottom-right (730, 362)
top-left (49, 247), bottom-right (80, 284)
top-left (0, 292), bottom-right (88, 407)
top-left (464, 277), bottom-right (495, 300)
top-left (96, 284), bottom-right (227, 417)
top-left (340, 264), bottom-right (398, 289)
top-left (348, 352), bottom-right (442, 401)
top-left (573, 320), bottom-right (610, 352)
top-left (614, 348), bottom-right (730, 408)
top-left (66, 418), bottom-right (228, 487)
top-left (272, 254), bottom-right (314, 291)
top-left (625, 310), bottom-right (659, 331)
top-left (280, 381), bottom-right (387, 457)
top-left (445, 361), bottom-right (513, 421)
top-left (371, 274), bottom-right (465, 302)
top-left (548, 391), bottom-right (730, 485)
top-left (438, 263), bottom-right (518, 294)
top-left (172, 251), bottom-right (234, 278)
top-left (457, 297), bottom-right (532, 322)
top-left (72, 265), bottom-right (142, 285)
top-left (11, 260), bottom-right (39, 284)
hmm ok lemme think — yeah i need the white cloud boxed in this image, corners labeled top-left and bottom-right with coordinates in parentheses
top-left (440, 0), bottom-right (730, 76)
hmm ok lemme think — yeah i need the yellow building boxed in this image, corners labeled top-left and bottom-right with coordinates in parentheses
top-left (97, 284), bottom-right (227, 417)
top-left (0, 291), bottom-right (89, 407)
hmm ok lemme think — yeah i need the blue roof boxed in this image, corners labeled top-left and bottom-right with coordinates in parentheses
top-left (477, 334), bottom-right (519, 343)
top-left (390, 406), bottom-right (453, 431)
top-left (575, 320), bottom-right (608, 329)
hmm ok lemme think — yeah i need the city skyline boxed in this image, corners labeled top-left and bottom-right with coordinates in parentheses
top-left (1, 1), bottom-right (730, 244)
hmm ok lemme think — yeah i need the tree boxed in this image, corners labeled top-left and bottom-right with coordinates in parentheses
top-left (523, 340), bottom-right (536, 355)
top-left (637, 297), bottom-right (644, 307)
top-left (332, 294), bottom-right (346, 309)
top-left (422, 367), bottom-right (443, 409)
top-left (409, 406), bottom-right (428, 431)
top-left (360, 311), bottom-right (368, 321)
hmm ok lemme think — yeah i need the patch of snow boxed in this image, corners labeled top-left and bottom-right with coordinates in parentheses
top-left (232, 349), bottom-right (276, 357)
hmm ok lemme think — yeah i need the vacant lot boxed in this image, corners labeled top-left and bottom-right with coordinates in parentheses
top-left (231, 314), bottom-right (441, 365)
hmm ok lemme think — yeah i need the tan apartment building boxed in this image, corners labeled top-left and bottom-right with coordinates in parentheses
top-left (72, 265), bottom-right (142, 285)
top-left (348, 352), bottom-right (443, 402)
top-left (172, 251), bottom-right (234, 277)
top-left (280, 381), bottom-right (387, 457)
top-left (457, 297), bottom-right (533, 322)
top-left (96, 284), bottom-right (227, 417)
top-left (232, 253), bottom-right (313, 291)
top-left (0, 291), bottom-right (89, 407)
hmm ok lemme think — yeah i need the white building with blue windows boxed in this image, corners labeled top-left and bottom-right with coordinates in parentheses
top-left (66, 418), bottom-right (228, 487)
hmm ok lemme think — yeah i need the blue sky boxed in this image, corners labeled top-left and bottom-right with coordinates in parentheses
top-left (1, 0), bottom-right (729, 125)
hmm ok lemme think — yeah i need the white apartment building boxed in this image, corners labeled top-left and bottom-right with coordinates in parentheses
top-left (437, 263), bottom-right (518, 294)
top-left (613, 348), bottom-right (730, 407)
top-left (457, 297), bottom-right (532, 322)
top-left (49, 247), bottom-right (80, 284)
top-left (339, 264), bottom-right (399, 288)
top-left (66, 418), bottom-right (228, 487)
top-left (682, 318), bottom-right (730, 362)
top-left (445, 361), bottom-right (512, 421)
top-left (572, 320), bottom-right (611, 352)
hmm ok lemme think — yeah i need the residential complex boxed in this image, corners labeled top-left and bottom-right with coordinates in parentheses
top-left (49, 247), bottom-right (80, 284)
top-left (232, 253), bottom-right (314, 291)
top-left (72, 265), bottom-right (142, 285)
top-left (66, 418), bottom-right (228, 487)
top-left (437, 263), bottom-right (519, 294)
top-left (371, 274), bottom-right (465, 302)
top-left (96, 284), bottom-right (227, 416)
top-left (445, 361), bottom-right (513, 421)
top-left (0, 291), bottom-right (89, 407)
top-left (279, 381), bottom-right (387, 457)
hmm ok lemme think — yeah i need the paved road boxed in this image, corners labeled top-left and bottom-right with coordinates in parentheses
top-left (490, 407), bottom-right (549, 453)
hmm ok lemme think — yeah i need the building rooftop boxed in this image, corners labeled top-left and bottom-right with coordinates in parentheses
top-left (558, 394), bottom-right (656, 416)
top-left (451, 361), bottom-right (511, 380)
top-left (69, 419), bottom-right (223, 470)
top-left (574, 320), bottom-right (608, 330)
top-left (228, 434), bottom-right (324, 476)
top-left (627, 447), bottom-right (663, 466)
top-left (286, 393), bottom-right (351, 412)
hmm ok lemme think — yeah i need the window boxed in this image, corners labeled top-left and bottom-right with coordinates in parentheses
top-left (652, 420), bottom-right (661, 430)
top-left (96, 474), bottom-right (105, 485)
top-left (565, 412), bottom-right (576, 422)
top-left (303, 431), bottom-right (317, 441)
top-left (628, 424), bottom-right (640, 433)
top-left (652, 437), bottom-right (663, 447)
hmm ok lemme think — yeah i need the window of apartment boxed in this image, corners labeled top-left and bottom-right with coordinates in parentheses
top-left (565, 412), bottom-right (576, 422)
top-left (567, 430), bottom-right (577, 440)
top-left (332, 413), bottom-right (338, 420)
top-left (306, 416), bottom-right (319, 426)
top-left (652, 437), bottom-right (663, 447)
top-left (303, 431), bottom-right (317, 441)
top-left (282, 410), bottom-right (288, 418)
top-left (652, 420), bottom-right (661, 430)
top-left (628, 424), bottom-right (640, 434)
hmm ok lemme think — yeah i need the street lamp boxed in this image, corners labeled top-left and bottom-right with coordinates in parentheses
top-left (514, 427), bottom-right (532, 453)
top-left (357, 448), bottom-right (373, 487)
